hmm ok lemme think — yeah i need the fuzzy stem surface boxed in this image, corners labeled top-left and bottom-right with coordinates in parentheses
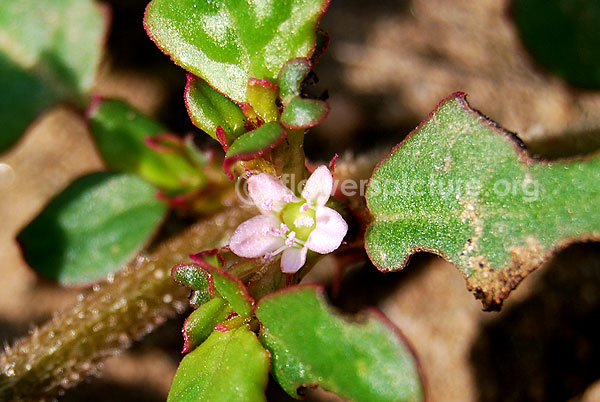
top-left (0, 207), bottom-right (256, 401)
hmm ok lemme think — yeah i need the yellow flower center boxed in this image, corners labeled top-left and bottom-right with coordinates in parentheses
top-left (280, 201), bottom-right (316, 242)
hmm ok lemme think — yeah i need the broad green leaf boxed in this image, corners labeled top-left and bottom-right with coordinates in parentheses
top-left (366, 93), bottom-right (600, 309)
top-left (514, 0), bottom-right (600, 88)
top-left (256, 286), bottom-right (424, 401)
top-left (89, 99), bottom-right (206, 193)
top-left (167, 326), bottom-right (270, 402)
top-left (206, 267), bottom-right (254, 318)
top-left (185, 75), bottom-right (246, 142)
top-left (144, 0), bottom-right (330, 103)
top-left (171, 263), bottom-right (213, 307)
top-left (182, 297), bottom-right (233, 353)
top-left (223, 121), bottom-right (287, 178)
top-left (0, 0), bottom-right (106, 152)
top-left (18, 172), bottom-right (167, 284)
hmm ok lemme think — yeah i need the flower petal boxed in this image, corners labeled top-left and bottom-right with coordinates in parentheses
top-left (248, 173), bottom-right (297, 213)
top-left (305, 206), bottom-right (348, 254)
top-left (281, 246), bottom-right (307, 273)
top-left (229, 214), bottom-right (284, 258)
top-left (301, 165), bottom-right (333, 206)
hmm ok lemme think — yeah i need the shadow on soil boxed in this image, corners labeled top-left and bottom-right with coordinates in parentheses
top-left (470, 243), bottom-right (600, 402)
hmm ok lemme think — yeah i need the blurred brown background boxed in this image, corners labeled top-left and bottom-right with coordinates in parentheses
top-left (2, 0), bottom-right (600, 400)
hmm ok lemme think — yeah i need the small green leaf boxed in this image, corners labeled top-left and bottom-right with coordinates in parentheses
top-left (144, 0), bottom-right (330, 103)
top-left (366, 93), bottom-right (600, 309)
top-left (278, 58), bottom-right (311, 105)
top-left (247, 78), bottom-right (279, 123)
top-left (514, 0), bottom-right (600, 88)
top-left (182, 297), bottom-right (233, 353)
top-left (177, 256), bottom-right (254, 317)
top-left (256, 286), bottom-right (424, 401)
top-left (280, 96), bottom-right (329, 129)
top-left (206, 267), bottom-right (254, 318)
top-left (191, 248), bottom-right (289, 302)
top-left (167, 326), bottom-right (270, 402)
top-left (0, 0), bottom-right (106, 151)
top-left (223, 121), bottom-right (287, 178)
top-left (171, 263), bottom-right (213, 307)
top-left (18, 172), bottom-right (167, 284)
top-left (89, 99), bottom-right (206, 193)
top-left (185, 75), bottom-right (247, 142)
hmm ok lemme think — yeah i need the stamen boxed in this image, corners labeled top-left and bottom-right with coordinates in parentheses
top-left (269, 245), bottom-right (289, 257)
top-left (300, 203), bottom-right (309, 212)
top-left (285, 231), bottom-right (296, 247)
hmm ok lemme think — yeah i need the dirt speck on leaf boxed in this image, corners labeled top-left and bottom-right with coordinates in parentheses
top-left (459, 200), bottom-right (484, 261)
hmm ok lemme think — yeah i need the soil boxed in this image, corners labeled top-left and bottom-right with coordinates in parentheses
top-left (1, 0), bottom-right (600, 401)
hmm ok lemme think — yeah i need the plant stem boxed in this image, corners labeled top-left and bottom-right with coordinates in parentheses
top-left (0, 207), bottom-right (255, 401)
top-left (284, 129), bottom-right (308, 184)
top-left (272, 129), bottom-right (307, 192)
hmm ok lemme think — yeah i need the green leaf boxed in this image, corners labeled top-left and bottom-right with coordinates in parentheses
top-left (18, 172), bottom-right (167, 285)
top-left (0, 0), bottom-right (106, 151)
top-left (185, 75), bottom-right (247, 142)
top-left (182, 297), bottom-right (233, 353)
top-left (206, 267), bottom-right (254, 318)
top-left (514, 0), bottom-right (600, 88)
top-left (171, 263), bottom-right (214, 307)
top-left (89, 99), bottom-right (206, 193)
top-left (223, 121), bottom-right (287, 178)
top-left (174, 258), bottom-right (254, 317)
top-left (278, 58), bottom-right (311, 105)
top-left (167, 326), bottom-right (270, 402)
top-left (144, 0), bottom-right (330, 103)
top-left (256, 286), bottom-right (424, 401)
top-left (190, 248), bottom-right (289, 302)
top-left (247, 78), bottom-right (279, 123)
top-left (280, 96), bottom-right (329, 129)
top-left (365, 93), bottom-right (600, 309)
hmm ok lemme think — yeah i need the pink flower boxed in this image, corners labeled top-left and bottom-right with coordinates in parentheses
top-left (229, 166), bottom-right (348, 273)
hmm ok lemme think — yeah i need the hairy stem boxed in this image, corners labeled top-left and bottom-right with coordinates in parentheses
top-left (0, 207), bottom-right (255, 401)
